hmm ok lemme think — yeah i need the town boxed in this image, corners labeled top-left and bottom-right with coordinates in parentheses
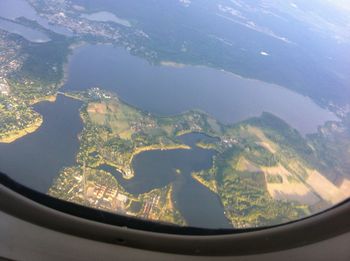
top-left (49, 165), bottom-right (186, 225)
top-left (0, 30), bottom-right (44, 142)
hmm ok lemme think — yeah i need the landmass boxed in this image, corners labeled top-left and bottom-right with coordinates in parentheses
top-left (49, 88), bottom-right (350, 228)
top-left (191, 113), bottom-right (350, 227)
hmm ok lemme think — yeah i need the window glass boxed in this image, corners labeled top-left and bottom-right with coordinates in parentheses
top-left (0, 0), bottom-right (349, 229)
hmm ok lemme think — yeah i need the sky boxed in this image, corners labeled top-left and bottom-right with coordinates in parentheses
top-left (325, 0), bottom-right (350, 11)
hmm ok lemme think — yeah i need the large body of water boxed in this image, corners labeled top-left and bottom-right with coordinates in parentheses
top-left (64, 44), bottom-right (337, 134)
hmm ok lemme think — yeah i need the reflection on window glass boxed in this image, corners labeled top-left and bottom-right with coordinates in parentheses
top-left (0, 0), bottom-right (349, 229)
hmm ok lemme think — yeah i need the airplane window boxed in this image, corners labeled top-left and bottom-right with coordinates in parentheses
top-left (0, 0), bottom-right (349, 230)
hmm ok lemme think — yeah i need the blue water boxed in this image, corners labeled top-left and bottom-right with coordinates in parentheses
top-left (64, 44), bottom-right (338, 135)
top-left (0, 18), bottom-right (50, 42)
top-left (0, 96), bottom-right (83, 191)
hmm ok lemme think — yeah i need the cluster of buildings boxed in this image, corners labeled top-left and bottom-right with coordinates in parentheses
top-left (130, 118), bottom-right (157, 133)
top-left (220, 136), bottom-right (239, 148)
top-left (85, 182), bottom-right (129, 213)
top-left (29, 0), bottom-right (121, 41)
top-left (55, 167), bottom-right (165, 221)
top-left (0, 31), bottom-right (23, 96)
top-left (328, 101), bottom-right (350, 119)
top-left (87, 87), bottom-right (112, 100)
top-left (0, 78), bottom-right (9, 96)
top-left (140, 195), bottom-right (161, 220)
top-left (81, 175), bottom-right (163, 220)
top-left (29, 0), bottom-right (157, 61)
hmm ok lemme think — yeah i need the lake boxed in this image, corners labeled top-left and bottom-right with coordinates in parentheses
top-left (64, 44), bottom-right (337, 134)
